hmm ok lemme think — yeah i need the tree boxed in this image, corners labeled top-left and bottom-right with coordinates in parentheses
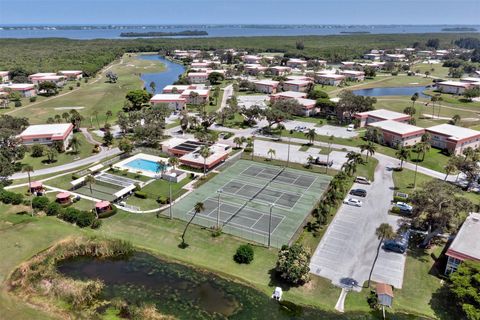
top-left (125, 89), bottom-right (151, 110)
top-left (241, 105), bottom-right (263, 127)
top-left (365, 127), bottom-right (381, 143)
top-left (149, 81), bottom-right (156, 93)
top-left (363, 66), bottom-right (376, 78)
top-left (464, 88), bottom-right (480, 101)
top-left (410, 180), bottom-right (472, 246)
top-left (168, 156), bottom-right (179, 170)
top-left (410, 92), bottom-right (419, 108)
top-left (84, 175), bottom-right (96, 194)
top-left (118, 137), bottom-right (134, 155)
top-left (403, 106), bottom-right (416, 118)
top-left (342, 151), bottom-right (364, 176)
top-left (276, 244), bottom-right (311, 285)
top-left (360, 141), bottom-right (376, 162)
top-left (367, 223), bottom-right (395, 287)
top-left (105, 110), bottom-right (113, 126)
top-left (444, 157), bottom-right (459, 181)
top-left (450, 114), bottom-right (461, 125)
top-left (69, 135), bottom-right (81, 154)
top-left (233, 136), bottom-right (245, 149)
top-left (233, 244), bottom-right (254, 264)
top-left (207, 72), bottom-right (224, 85)
top-left (395, 147), bottom-right (410, 169)
top-left (181, 202), bottom-right (204, 248)
top-left (38, 81), bottom-right (58, 96)
top-left (449, 261), bottom-right (480, 320)
top-left (45, 147), bottom-right (58, 163)
top-left (199, 145), bottom-right (211, 177)
top-left (336, 91), bottom-right (376, 123)
top-left (30, 144), bottom-right (45, 157)
top-left (267, 148), bottom-right (276, 161)
top-left (106, 70), bottom-right (118, 83)
top-left (304, 128), bottom-right (316, 145)
top-left (456, 158), bottom-right (480, 190)
top-left (22, 164), bottom-right (34, 198)
top-left (103, 129), bottom-right (114, 146)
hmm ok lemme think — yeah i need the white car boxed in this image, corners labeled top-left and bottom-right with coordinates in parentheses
top-left (343, 198), bottom-right (362, 207)
top-left (347, 124), bottom-right (355, 131)
top-left (395, 202), bottom-right (413, 211)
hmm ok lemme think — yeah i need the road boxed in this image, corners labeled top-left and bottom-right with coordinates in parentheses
top-left (309, 159), bottom-right (407, 290)
top-left (219, 84), bottom-right (233, 112)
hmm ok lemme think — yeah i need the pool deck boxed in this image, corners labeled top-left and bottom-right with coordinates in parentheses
top-left (113, 153), bottom-right (171, 178)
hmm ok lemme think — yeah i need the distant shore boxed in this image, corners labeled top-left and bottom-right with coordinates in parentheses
top-left (120, 30), bottom-right (208, 37)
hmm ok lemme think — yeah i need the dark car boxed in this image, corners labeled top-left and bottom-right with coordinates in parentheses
top-left (314, 157), bottom-right (333, 167)
top-left (383, 231), bottom-right (410, 254)
top-left (350, 189), bottom-right (367, 197)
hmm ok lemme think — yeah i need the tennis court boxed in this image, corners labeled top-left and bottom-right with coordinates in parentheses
top-left (173, 160), bottom-right (332, 247)
top-left (95, 172), bottom-right (141, 187)
top-left (74, 179), bottom-right (125, 202)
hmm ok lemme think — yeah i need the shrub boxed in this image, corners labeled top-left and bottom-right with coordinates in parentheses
top-left (14, 101), bottom-right (22, 108)
top-left (90, 219), bottom-right (102, 229)
top-left (234, 244), bottom-right (254, 264)
top-left (98, 206), bottom-right (117, 219)
top-left (276, 244), bottom-right (311, 284)
top-left (31, 144), bottom-right (45, 157)
top-left (11, 193), bottom-right (24, 205)
top-left (76, 82), bottom-right (81, 87)
top-left (69, 86), bottom-right (74, 90)
top-left (32, 196), bottom-right (50, 211)
top-left (76, 211), bottom-right (95, 228)
top-left (393, 196), bottom-right (408, 203)
top-left (134, 191), bottom-right (147, 199)
top-left (60, 207), bottom-right (78, 223)
top-left (391, 206), bottom-right (401, 214)
top-left (29, 96), bottom-right (37, 102)
top-left (0, 190), bottom-right (16, 204)
top-left (223, 132), bottom-right (234, 139)
top-left (45, 202), bottom-right (62, 216)
top-left (156, 196), bottom-right (169, 204)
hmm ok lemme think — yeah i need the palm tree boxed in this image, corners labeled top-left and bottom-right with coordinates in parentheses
top-left (62, 112), bottom-right (70, 123)
top-left (267, 148), bottom-right (276, 161)
top-left (451, 114), bottom-right (461, 125)
top-left (199, 145), bottom-right (211, 177)
top-left (246, 136), bottom-right (254, 160)
top-left (22, 165), bottom-right (35, 216)
top-left (307, 155), bottom-right (315, 168)
top-left (367, 223), bottom-right (395, 287)
top-left (149, 81), bottom-right (156, 93)
top-left (84, 175), bottom-right (96, 194)
top-left (395, 147), bottom-right (410, 170)
top-left (436, 96), bottom-right (443, 118)
top-left (92, 110), bottom-right (100, 129)
top-left (156, 160), bottom-right (167, 176)
top-left (304, 128), bottom-right (316, 145)
top-left (325, 135), bottom-right (334, 174)
top-left (54, 114), bottom-right (62, 123)
top-left (70, 135), bottom-right (82, 154)
top-left (444, 159), bottom-right (458, 181)
top-left (105, 110), bottom-right (113, 127)
top-left (412, 142), bottom-right (429, 188)
top-left (168, 157), bottom-right (179, 170)
top-left (359, 141), bottom-right (376, 162)
top-left (46, 147), bottom-right (58, 163)
top-left (233, 136), bottom-right (244, 149)
top-left (410, 92), bottom-right (419, 108)
top-left (181, 202), bottom-right (204, 248)
top-left (463, 147), bottom-right (475, 161)
top-left (430, 96), bottom-right (438, 119)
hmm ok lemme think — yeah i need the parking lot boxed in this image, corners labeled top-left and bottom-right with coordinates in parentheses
top-left (309, 161), bottom-right (407, 290)
top-left (283, 121), bottom-right (359, 139)
top-left (238, 95), bottom-right (269, 109)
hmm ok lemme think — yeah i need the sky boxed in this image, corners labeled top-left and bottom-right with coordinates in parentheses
top-left (0, 0), bottom-right (479, 25)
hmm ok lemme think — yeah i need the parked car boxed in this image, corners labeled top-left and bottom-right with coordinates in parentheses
top-left (355, 176), bottom-right (371, 185)
top-left (383, 231), bottom-right (410, 254)
top-left (343, 197), bottom-right (362, 207)
top-left (395, 202), bottom-right (413, 211)
top-left (347, 124), bottom-right (355, 131)
top-left (314, 157), bottom-right (333, 167)
top-left (350, 189), bottom-right (367, 197)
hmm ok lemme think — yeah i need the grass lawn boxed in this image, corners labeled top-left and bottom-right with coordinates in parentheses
top-left (6, 53), bottom-right (165, 125)
top-left (125, 176), bottom-right (194, 210)
top-left (423, 90), bottom-right (480, 110)
top-left (19, 133), bottom-right (94, 171)
top-left (412, 63), bottom-right (450, 78)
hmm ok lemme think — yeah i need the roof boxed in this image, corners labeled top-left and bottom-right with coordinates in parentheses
top-left (355, 109), bottom-right (410, 120)
top-left (437, 81), bottom-right (473, 88)
top-left (29, 72), bottom-right (56, 78)
top-left (95, 201), bottom-right (111, 209)
top-left (369, 120), bottom-right (424, 136)
top-left (56, 192), bottom-right (71, 199)
top-left (296, 98), bottom-right (316, 108)
top-left (150, 94), bottom-right (185, 102)
top-left (187, 72), bottom-right (208, 77)
top-left (271, 91), bottom-right (307, 99)
top-left (59, 70), bottom-right (82, 74)
top-left (316, 74), bottom-right (346, 80)
top-left (376, 283), bottom-right (394, 297)
top-left (286, 75), bottom-right (312, 81)
top-left (162, 85), bottom-right (192, 93)
top-left (341, 70), bottom-right (365, 76)
top-left (2, 83), bottom-right (35, 91)
top-left (0, 71), bottom-right (8, 76)
top-left (270, 66), bottom-right (291, 70)
top-left (284, 79), bottom-right (311, 86)
top-left (446, 213), bottom-right (480, 262)
top-left (29, 181), bottom-right (43, 188)
top-left (254, 80), bottom-right (279, 86)
top-left (19, 123), bottom-right (73, 139)
top-left (427, 124), bottom-right (480, 141)
top-left (180, 145), bottom-right (230, 165)
top-left (181, 89), bottom-right (210, 97)
top-left (461, 77), bottom-right (480, 83)
top-left (288, 58), bottom-right (306, 63)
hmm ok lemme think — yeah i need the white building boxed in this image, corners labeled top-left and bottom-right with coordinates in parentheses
top-left (18, 123), bottom-right (74, 150)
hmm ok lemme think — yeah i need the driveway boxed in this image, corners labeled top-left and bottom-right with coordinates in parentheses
top-left (253, 140), bottom-right (348, 171)
top-left (309, 160), bottom-right (407, 290)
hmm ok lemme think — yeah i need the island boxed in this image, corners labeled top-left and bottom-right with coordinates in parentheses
top-left (120, 30), bottom-right (208, 37)
top-left (340, 31), bottom-right (371, 34)
top-left (442, 27), bottom-right (477, 32)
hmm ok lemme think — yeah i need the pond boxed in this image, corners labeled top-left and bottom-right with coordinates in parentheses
top-left (137, 54), bottom-right (186, 94)
top-left (352, 86), bottom-right (430, 98)
top-left (57, 251), bottom-right (383, 319)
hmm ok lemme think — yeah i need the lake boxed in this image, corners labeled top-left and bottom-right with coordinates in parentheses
top-left (1, 24), bottom-right (478, 39)
top-left (137, 54), bottom-right (185, 94)
top-left (352, 86), bottom-right (430, 98)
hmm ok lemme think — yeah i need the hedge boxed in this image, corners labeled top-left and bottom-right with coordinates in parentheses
top-left (32, 196), bottom-right (50, 211)
top-left (134, 191), bottom-right (147, 199)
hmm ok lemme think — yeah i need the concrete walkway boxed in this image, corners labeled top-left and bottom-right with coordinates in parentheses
top-left (219, 84), bottom-right (233, 112)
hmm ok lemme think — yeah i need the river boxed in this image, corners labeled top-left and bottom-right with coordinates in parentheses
top-left (137, 54), bottom-right (185, 94)
top-left (1, 24), bottom-right (478, 39)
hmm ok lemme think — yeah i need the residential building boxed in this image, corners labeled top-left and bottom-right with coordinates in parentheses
top-left (286, 75), bottom-right (314, 82)
top-left (383, 54), bottom-right (406, 62)
top-left (269, 66), bottom-right (292, 76)
top-left (340, 61), bottom-right (356, 69)
top-left (354, 109), bottom-right (411, 128)
top-left (243, 55), bottom-right (262, 64)
top-left (34, 75), bottom-right (66, 87)
top-left (18, 123), bottom-right (74, 150)
top-left (187, 72), bottom-right (209, 84)
top-left (286, 58), bottom-right (307, 69)
top-left (426, 124), bottom-right (480, 155)
top-left (270, 91), bottom-right (307, 102)
top-left (162, 85), bottom-right (198, 94)
top-left (283, 79), bottom-right (312, 92)
top-left (179, 143), bottom-right (231, 170)
top-left (150, 94), bottom-right (187, 111)
top-left (245, 64), bottom-right (268, 75)
top-left (368, 120), bottom-right (424, 148)
top-left (0, 83), bottom-right (37, 97)
top-left (0, 71), bottom-right (9, 83)
top-left (296, 98), bottom-right (317, 117)
top-left (445, 213), bottom-right (480, 275)
top-left (59, 70), bottom-right (83, 80)
top-left (340, 70), bottom-right (366, 81)
top-left (254, 80), bottom-right (279, 94)
top-left (436, 81), bottom-right (477, 95)
top-left (181, 89), bottom-right (210, 105)
top-left (315, 73), bottom-right (346, 86)
top-left (364, 53), bottom-right (382, 61)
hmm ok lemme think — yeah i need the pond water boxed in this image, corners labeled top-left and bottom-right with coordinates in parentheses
top-left (137, 54), bottom-right (185, 94)
top-left (352, 86), bottom-right (430, 98)
top-left (57, 251), bottom-right (383, 319)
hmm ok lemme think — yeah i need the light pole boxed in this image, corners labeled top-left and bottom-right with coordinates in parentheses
top-left (169, 180), bottom-right (173, 219)
top-left (216, 189), bottom-right (223, 228)
top-left (268, 204), bottom-right (274, 248)
top-left (286, 137), bottom-right (291, 167)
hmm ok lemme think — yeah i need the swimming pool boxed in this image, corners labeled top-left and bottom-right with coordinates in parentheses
top-left (125, 159), bottom-right (166, 173)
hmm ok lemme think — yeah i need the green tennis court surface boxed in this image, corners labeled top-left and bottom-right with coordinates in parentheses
top-left (173, 160), bottom-right (332, 248)
top-left (74, 180), bottom-right (124, 202)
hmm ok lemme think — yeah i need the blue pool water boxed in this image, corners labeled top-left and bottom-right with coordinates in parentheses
top-left (125, 159), bottom-right (166, 173)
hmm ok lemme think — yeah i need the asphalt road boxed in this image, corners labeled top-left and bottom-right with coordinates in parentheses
top-left (309, 159), bottom-right (407, 290)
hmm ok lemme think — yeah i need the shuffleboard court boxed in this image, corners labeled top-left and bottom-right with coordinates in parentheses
top-left (172, 159), bottom-right (332, 247)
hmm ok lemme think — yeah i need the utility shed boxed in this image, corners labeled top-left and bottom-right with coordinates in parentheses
top-left (376, 283), bottom-right (394, 308)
